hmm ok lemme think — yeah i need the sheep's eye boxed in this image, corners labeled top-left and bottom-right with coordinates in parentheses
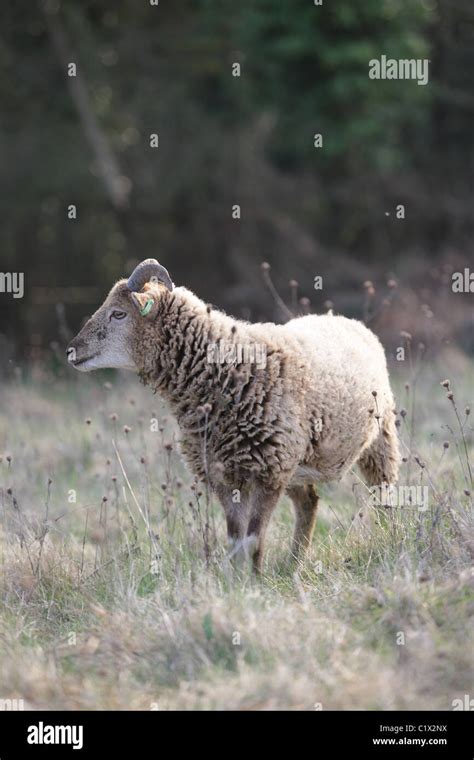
top-left (111, 310), bottom-right (127, 320)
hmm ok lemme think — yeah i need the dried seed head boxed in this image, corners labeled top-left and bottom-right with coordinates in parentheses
top-left (363, 280), bottom-right (373, 290)
top-left (110, 413), bottom-right (118, 421)
top-left (85, 418), bottom-right (92, 425)
top-left (203, 403), bottom-right (212, 415)
top-left (400, 331), bottom-right (412, 341)
top-left (443, 441), bottom-right (450, 449)
top-left (231, 325), bottom-right (237, 334)
top-left (164, 442), bottom-right (173, 451)
top-left (395, 419), bottom-right (401, 428)
top-left (140, 457), bottom-right (146, 464)
top-left (289, 279), bottom-right (298, 288)
top-left (6, 455), bottom-right (12, 463)
top-left (102, 496), bottom-right (107, 503)
top-left (111, 476), bottom-right (117, 482)
top-left (387, 279), bottom-right (398, 289)
top-left (123, 425), bottom-right (131, 434)
top-left (464, 489), bottom-right (471, 497)
top-left (161, 483), bottom-right (167, 491)
top-left (446, 392), bottom-right (454, 401)
top-left (440, 379), bottom-right (450, 390)
top-left (371, 390), bottom-right (377, 398)
top-left (261, 261), bottom-right (270, 272)
top-left (465, 406), bottom-right (470, 416)
top-left (400, 408), bottom-right (407, 418)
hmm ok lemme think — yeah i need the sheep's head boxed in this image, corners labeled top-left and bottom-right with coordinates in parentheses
top-left (66, 259), bottom-right (174, 372)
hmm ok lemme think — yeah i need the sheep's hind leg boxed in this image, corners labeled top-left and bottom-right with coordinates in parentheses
top-left (287, 484), bottom-right (319, 562)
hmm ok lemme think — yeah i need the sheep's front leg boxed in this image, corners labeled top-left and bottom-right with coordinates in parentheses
top-left (215, 483), bottom-right (282, 572)
top-left (247, 486), bottom-right (283, 573)
top-left (287, 484), bottom-right (319, 561)
top-left (214, 483), bottom-right (252, 567)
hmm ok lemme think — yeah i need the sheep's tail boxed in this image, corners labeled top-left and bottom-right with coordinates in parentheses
top-left (358, 409), bottom-right (400, 486)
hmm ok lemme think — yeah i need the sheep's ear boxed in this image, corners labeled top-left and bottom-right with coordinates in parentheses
top-left (131, 291), bottom-right (156, 317)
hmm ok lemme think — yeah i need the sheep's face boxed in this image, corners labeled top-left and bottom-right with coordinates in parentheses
top-left (67, 280), bottom-right (162, 373)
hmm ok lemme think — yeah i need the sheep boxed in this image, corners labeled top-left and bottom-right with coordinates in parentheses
top-left (67, 259), bottom-right (400, 572)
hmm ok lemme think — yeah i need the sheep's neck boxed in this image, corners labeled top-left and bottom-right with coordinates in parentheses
top-left (139, 293), bottom-right (238, 419)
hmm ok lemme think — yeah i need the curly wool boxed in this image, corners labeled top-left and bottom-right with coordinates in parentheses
top-left (132, 286), bottom-right (400, 491)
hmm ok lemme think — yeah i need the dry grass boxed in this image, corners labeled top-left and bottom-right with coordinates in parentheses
top-left (0, 354), bottom-right (472, 710)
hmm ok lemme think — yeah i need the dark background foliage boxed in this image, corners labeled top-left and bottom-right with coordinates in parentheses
top-left (0, 0), bottom-right (472, 363)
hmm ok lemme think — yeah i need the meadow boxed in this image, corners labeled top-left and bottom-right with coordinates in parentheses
top-left (0, 350), bottom-right (472, 710)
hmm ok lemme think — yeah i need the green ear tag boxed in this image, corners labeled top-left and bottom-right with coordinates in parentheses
top-left (139, 299), bottom-right (154, 317)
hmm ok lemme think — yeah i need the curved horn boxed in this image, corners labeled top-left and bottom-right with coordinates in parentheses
top-left (127, 258), bottom-right (174, 292)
